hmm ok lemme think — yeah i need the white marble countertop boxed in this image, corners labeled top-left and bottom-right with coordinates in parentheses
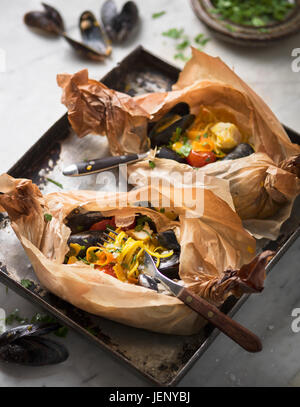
top-left (0, 0), bottom-right (300, 387)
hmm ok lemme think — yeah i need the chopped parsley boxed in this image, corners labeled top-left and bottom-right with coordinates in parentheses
top-left (176, 39), bottom-right (190, 50)
top-left (135, 215), bottom-right (152, 231)
top-left (162, 28), bottom-right (184, 39)
top-left (194, 34), bottom-right (210, 47)
top-left (54, 326), bottom-right (68, 338)
top-left (211, 0), bottom-right (295, 26)
top-left (21, 279), bottom-right (33, 289)
top-left (46, 177), bottom-right (63, 189)
top-left (44, 213), bottom-right (52, 222)
top-left (152, 11), bottom-right (166, 19)
top-left (6, 309), bottom-right (28, 325)
top-left (174, 53), bottom-right (190, 62)
top-left (149, 160), bottom-right (156, 169)
top-left (178, 143), bottom-right (192, 157)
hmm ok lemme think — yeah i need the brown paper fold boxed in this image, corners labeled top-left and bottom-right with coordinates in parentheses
top-left (0, 174), bottom-right (271, 335)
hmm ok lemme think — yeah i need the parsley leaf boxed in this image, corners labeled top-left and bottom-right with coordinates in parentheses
top-left (44, 213), bottom-right (52, 222)
top-left (46, 178), bottom-right (63, 189)
top-left (152, 11), bottom-right (166, 19)
top-left (21, 279), bottom-right (33, 289)
top-left (178, 143), bottom-right (192, 157)
top-left (162, 28), bottom-right (184, 39)
top-left (149, 160), bottom-right (156, 169)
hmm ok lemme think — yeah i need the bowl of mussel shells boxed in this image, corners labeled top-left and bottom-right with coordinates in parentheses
top-left (24, 1), bottom-right (139, 61)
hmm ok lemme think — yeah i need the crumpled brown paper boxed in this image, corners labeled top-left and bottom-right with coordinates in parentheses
top-left (57, 69), bottom-right (150, 155)
top-left (129, 152), bottom-right (300, 240)
top-left (0, 174), bottom-right (272, 335)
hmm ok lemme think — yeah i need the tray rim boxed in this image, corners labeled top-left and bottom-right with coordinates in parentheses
top-left (1, 45), bottom-right (300, 387)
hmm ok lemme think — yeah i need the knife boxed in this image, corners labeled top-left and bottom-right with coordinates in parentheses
top-left (143, 251), bottom-right (263, 353)
top-left (63, 147), bottom-right (186, 177)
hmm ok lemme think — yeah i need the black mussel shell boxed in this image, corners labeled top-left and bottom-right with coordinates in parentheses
top-left (158, 252), bottom-right (180, 280)
top-left (79, 11), bottom-right (112, 57)
top-left (0, 336), bottom-right (69, 366)
top-left (138, 274), bottom-right (159, 291)
top-left (67, 231), bottom-right (106, 256)
top-left (156, 147), bottom-right (186, 163)
top-left (63, 34), bottom-right (107, 62)
top-left (65, 211), bottom-right (106, 234)
top-left (24, 3), bottom-right (64, 35)
top-left (0, 323), bottom-right (61, 347)
top-left (157, 230), bottom-right (181, 252)
top-left (149, 114), bottom-right (195, 148)
top-left (101, 0), bottom-right (139, 43)
top-left (164, 102), bottom-right (190, 117)
top-left (223, 143), bottom-right (255, 161)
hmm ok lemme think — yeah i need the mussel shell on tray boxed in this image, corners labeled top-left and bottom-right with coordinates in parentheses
top-left (0, 337), bottom-right (69, 366)
top-left (24, 3), bottom-right (65, 35)
top-left (0, 323), bottom-right (61, 347)
top-left (101, 0), bottom-right (139, 43)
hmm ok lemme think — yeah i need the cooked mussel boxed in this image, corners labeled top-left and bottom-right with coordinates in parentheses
top-left (157, 230), bottom-right (181, 252)
top-left (0, 323), bottom-right (60, 347)
top-left (79, 11), bottom-right (112, 57)
top-left (138, 274), bottom-right (159, 291)
top-left (149, 103), bottom-right (195, 148)
top-left (0, 323), bottom-right (68, 366)
top-left (101, 0), bottom-right (139, 42)
top-left (67, 230), bottom-right (106, 258)
top-left (223, 143), bottom-right (254, 161)
top-left (65, 210), bottom-right (106, 234)
top-left (156, 147), bottom-right (186, 163)
top-left (24, 3), bottom-right (64, 35)
top-left (0, 337), bottom-right (68, 366)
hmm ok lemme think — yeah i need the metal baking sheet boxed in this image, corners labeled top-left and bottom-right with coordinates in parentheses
top-left (0, 46), bottom-right (299, 386)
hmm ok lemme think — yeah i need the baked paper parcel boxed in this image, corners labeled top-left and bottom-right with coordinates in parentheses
top-left (0, 174), bottom-right (271, 335)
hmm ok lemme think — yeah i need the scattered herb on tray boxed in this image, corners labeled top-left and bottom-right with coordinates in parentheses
top-left (46, 177), bottom-right (63, 189)
top-left (211, 0), bottom-right (295, 27)
top-left (152, 11), bottom-right (166, 19)
top-left (21, 279), bottom-right (33, 289)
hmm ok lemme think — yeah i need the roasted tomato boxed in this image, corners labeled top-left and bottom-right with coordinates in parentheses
top-left (96, 264), bottom-right (116, 278)
top-left (186, 150), bottom-right (216, 168)
top-left (89, 218), bottom-right (116, 231)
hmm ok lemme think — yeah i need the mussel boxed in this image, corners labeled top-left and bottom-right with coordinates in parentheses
top-left (67, 230), bottom-right (106, 258)
top-left (156, 147), bottom-right (186, 163)
top-left (24, 3), bottom-right (64, 35)
top-left (149, 103), bottom-right (195, 148)
top-left (65, 209), bottom-right (106, 234)
top-left (101, 0), bottom-right (139, 43)
top-left (223, 143), bottom-right (254, 161)
top-left (24, 5), bottom-right (111, 62)
top-left (0, 323), bottom-right (68, 366)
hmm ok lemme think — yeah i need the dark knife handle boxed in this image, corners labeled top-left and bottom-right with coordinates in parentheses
top-left (178, 288), bottom-right (262, 353)
top-left (75, 154), bottom-right (141, 175)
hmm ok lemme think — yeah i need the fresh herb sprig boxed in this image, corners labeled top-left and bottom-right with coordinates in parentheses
top-left (152, 11), bottom-right (166, 19)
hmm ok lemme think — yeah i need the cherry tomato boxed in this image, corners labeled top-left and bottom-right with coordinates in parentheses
top-left (186, 150), bottom-right (216, 168)
top-left (96, 264), bottom-right (116, 278)
top-left (89, 218), bottom-right (116, 231)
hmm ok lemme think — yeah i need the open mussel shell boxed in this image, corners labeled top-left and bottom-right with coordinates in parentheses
top-left (149, 102), bottom-right (195, 148)
top-left (223, 143), bottom-right (255, 161)
top-left (156, 147), bottom-right (186, 163)
top-left (24, 3), bottom-right (64, 35)
top-left (65, 210), bottom-right (105, 234)
top-left (79, 11), bottom-right (112, 57)
top-left (101, 0), bottom-right (139, 43)
top-left (0, 323), bottom-right (61, 347)
top-left (157, 230), bottom-right (181, 252)
top-left (0, 337), bottom-right (69, 366)
top-left (63, 34), bottom-right (107, 62)
top-left (67, 230), bottom-right (107, 258)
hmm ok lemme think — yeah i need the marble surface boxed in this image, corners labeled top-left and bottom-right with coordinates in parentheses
top-left (0, 0), bottom-right (300, 387)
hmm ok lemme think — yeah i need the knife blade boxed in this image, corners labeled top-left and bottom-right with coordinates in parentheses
top-left (143, 252), bottom-right (262, 353)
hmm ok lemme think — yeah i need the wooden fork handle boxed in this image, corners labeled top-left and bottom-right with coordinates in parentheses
top-left (178, 288), bottom-right (262, 353)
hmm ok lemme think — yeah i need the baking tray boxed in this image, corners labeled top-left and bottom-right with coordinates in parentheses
top-left (0, 46), bottom-right (299, 387)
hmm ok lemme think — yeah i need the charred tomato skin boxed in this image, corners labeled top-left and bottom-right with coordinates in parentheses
top-left (186, 151), bottom-right (216, 168)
